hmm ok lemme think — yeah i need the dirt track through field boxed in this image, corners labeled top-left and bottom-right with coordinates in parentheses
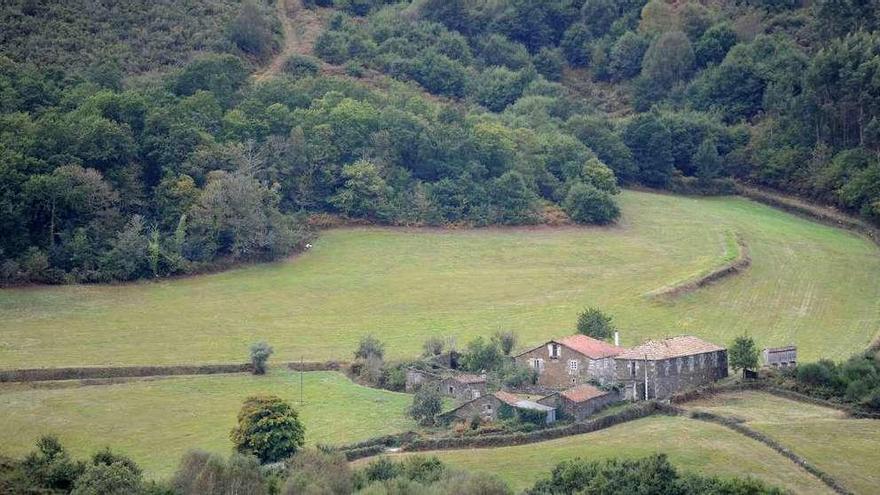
top-left (253, 0), bottom-right (328, 82)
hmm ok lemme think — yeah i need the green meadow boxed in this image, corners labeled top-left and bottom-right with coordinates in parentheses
top-left (2, 190), bottom-right (877, 369)
top-left (0, 371), bottom-right (414, 478)
top-left (683, 390), bottom-right (880, 494)
top-left (371, 415), bottom-right (833, 493)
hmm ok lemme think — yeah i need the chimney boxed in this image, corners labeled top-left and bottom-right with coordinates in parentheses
top-left (614, 331), bottom-right (620, 347)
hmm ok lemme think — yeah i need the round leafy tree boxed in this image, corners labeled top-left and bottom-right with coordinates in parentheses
top-left (231, 395), bottom-right (305, 463)
top-left (577, 307), bottom-right (615, 341)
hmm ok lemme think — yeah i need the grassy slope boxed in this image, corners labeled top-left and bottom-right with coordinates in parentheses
top-left (372, 415), bottom-right (832, 494)
top-left (1, 190), bottom-right (879, 369)
top-left (0, 371), bottom-right (414, 478)
top-left (683, 390), bottom-right (880, 494)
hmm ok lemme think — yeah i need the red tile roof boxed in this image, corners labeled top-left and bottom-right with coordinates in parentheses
top-left (616, 335), bottom-right (724, 360)
top-left (560, 384), bottom-right (609, 403)
top-left (558, 334), bottom-right (624, 359)
top-left (452, 373), bottom-right (486, 384)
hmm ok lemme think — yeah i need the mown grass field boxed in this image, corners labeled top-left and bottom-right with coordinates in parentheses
top-left (683, 390), bottom-right (880, 495)
top-left (371, 415), bottom-right (833, 493)
top-left (0, 371), bottom-right (414, 478)
top-left (1, 190), bottom-right (879, 369)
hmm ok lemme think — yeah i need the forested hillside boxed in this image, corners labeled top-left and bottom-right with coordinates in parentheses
top-left (1, 0), bottom-right (879, 284)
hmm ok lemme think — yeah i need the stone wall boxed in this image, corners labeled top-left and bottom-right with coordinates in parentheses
top-left (404, 368), bottom-right (441, 392)
top-left (440, 395), bottom-right (502, 423)
top-left (439, 377), bottom-right (487, 402)
top-left (616, 350), bottom-right (728, 400)
top-left (538, 390), bottom-right (620, 421)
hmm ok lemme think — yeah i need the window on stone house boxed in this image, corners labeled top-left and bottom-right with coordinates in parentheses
top-left (549, 343), bottom-right (561, 359)
top-left (677, 358), bottom-right (683, 373)
top-left (472, 390), bottom-right (481, 399)
top-left (448, 386), bottom-right (454, 394)
top-left (568, 360), bottom-right (579, 374)
top-left (688, 356), bottom-right (694, 371)
top-left (664, 361), bottom-right (670, 376)
top-left (484, 404), bottom-right (492, 413)
top-left (629, 361), bottom-right (637, 377)
top-left (711, 352), bottom-right (718, 365)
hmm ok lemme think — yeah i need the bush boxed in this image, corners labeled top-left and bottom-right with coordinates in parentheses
top-left (492, 330), bottom-right (518, 356)
top-left (172, 451), bottom-right (266, 495)
top-left (409, 386), bottom-right (443, 426)
top-left (355, 335), bottom-right (385, 361)
top-left (71, 461), bottom-right (144, 495)
top-left (460, 337), bottom-right (503, 372)
top-left (422, 336), bottom-right (445, 357)
top-left (576, 307), bottom-right (615, 341)
top-left (228, 2), bottom-right (276, 59)
top-left (231, 395), bottom-right (305, 463)
top-left (283, 449), bottom-right (353, 495)
top-left (21, 436), bottom-right (85, 491)
top-left (250, 341), bottom-right (274, 375)
top-left (282, 55), bottom-right (321, 78)
top-left (563, 182), bottom-right (620, 224)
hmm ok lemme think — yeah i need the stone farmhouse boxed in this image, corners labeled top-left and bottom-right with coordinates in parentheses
top-left (441, 390), bottom-right (557, 424)
top-left (513, 334), bottom-right (623, 389)
top-left (762, 346), bottom-right (797, 368)
top-left (538, 383), bottom-right (619, 421)
top-left (614, 335), bottom-right (728, 400)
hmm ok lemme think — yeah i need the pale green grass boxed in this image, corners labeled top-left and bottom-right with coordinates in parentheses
top-left (0, 371), bottom-right (414, 478)
top-left (682, 390), bottom-right (880, 494)
top-left (1, 190), bottom-right (879, 368)
top-left (372, 415), bottom-right (832, 494)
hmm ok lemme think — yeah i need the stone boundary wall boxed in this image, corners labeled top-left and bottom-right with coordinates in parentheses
top-left (680, 407), bottom-right (853, 495)
top-left (645, 232), bottom-right (750, 300)
top-left (343, 402), bottom-right (675, 461)
top-left (736, 183), bottom-right (880, 248)
top-left (0, 361), bottom-right (344, 383)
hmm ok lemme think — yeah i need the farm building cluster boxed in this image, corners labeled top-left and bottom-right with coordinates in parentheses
top-left (409, 333), bottom-right (732, 425)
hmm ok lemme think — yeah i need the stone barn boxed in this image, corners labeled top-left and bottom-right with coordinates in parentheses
top-left (514, 334), bottom-right (623, 389)
top-left (539, 384), bottom-right (619, 421)
top-left (404, 368), bottom-right (441, 392)
top-left (439, 373), bottom-right (488, 402)
top-left (762, 346), bottom-right (797, 368)
top-left (440, 391), bottom-right (557, 425)
top-left (614, 335), bottom-right (728, 400)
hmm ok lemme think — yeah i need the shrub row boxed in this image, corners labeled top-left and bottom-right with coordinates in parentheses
top-left (0, 361), bottom-right (344, 383)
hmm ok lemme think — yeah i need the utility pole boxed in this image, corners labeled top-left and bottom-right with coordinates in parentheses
top-left (300, 355), bottom-right (304, 405)
top-left (644, 354), bottom-right (649, 400)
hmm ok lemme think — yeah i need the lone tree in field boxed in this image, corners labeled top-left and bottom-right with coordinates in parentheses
top-left (354, 335), bottom-right (385, 361)
top-left (729, 335), bottom-right (759, 377)
top-left (231, 395), bottom-right (304, 463)
top-left (249, 341), bottom-right (273, 375)
top-left (577, 308), bottom-right (615, 341)
top-left (409, 387), bottom-right (442, 426)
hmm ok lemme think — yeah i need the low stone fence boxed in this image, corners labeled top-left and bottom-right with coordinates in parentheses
top-left (682, 408), bottom-right (853, 495)
top-left (401, 402), bottom-right (675, 452)
top-left (0, 361), bottom-right (344, 383)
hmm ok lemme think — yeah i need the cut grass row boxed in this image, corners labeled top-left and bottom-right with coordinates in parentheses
top-left (371, 415), bottom-right (833, 494)
top-left (0, 371), bottom-right (415, 478)
top-left (682, 390), bottom-right (880, 495)
top-left (1, 190), bottom-right (879, 369)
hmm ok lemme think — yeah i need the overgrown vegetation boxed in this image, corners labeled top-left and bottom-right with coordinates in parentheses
top-left (527, 453), bottom-right (783, 495)
top-left (779, 349), bottom-right (880, 413)
top-left (230, 395), bottom-right (305, 463)
top-left (576, 307), bottom-right (615, 341)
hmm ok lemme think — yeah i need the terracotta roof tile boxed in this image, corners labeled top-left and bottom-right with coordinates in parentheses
top-left (560, 384), bottom-right (609, 403)
top-left (558, 334), bottom-right (624, 359)
top-left (616, 335), bottom-right (724, 360)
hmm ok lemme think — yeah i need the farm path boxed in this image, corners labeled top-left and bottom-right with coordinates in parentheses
top-left (253, 0), bottom-right (328, 82)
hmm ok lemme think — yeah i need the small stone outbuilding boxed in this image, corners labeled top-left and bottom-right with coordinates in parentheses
top-left (540, 384), bottom-right (619, 421)
top-left (440, 390), bottom-right (557, 425)
top-left (439, 373), bottom-right (488, 402)
top-left (762, 346), bottom-right (797, 368)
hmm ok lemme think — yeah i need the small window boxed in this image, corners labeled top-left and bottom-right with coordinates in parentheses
top-left (448, 386), bottom-right (454, 394)
top-left (472, 390), bottom-right (480, 399)
top-left (483, 404), bottom-right (492, 412)
top-left (629, 361), bottom-right (637, 377)
top-left (688, 356), bottom-right (694, 371)
top-left (568, 360), bottom-right (579, 374)
top-left (549, 343), bottom-right (561, 359)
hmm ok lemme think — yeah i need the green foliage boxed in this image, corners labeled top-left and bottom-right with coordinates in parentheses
top-left (409, 386), bottom-right (442, 426)
top-left (230, 395), bottom-right (305, 464)
top-left (729, 335), bottom-right (759, 373)
top-left (331, 160), bottom-right (389, 220)
top-left (355, 334), bottom-right (385, 361)
top-left (228, 2), bottom-right (277, 60)
top-left (460, 336), bottom-right (503, 372)
top-left (527, 454), bottom-right (784, 494)
top-left (172, 451), bottom-right (267, 495)
top-left (359, 456), bottom-right (512, 494)
top-left (563, 182), bottom-right (620, 224)
top-left (788, 350), bottom-right (880, 412)
top-left (576, 307), bottom-right (615, 341)
top-left (283, 449), bottom-right (353, 495)
top-left (71, 461), bottom-right (144, 495)
top-left (622, 113), bottom-right (674, 187)
top-left (21, 436), bottom-right (85, 491)
top-left (492, 330), bottom-right (518, 356)
top-left (283, 55), bottom-right (321, 79)
top-left (250, 341), bottom-right (274, 375)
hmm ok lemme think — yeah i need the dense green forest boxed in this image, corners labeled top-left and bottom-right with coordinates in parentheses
top-left (1, 0), bottom-right (880, 284)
